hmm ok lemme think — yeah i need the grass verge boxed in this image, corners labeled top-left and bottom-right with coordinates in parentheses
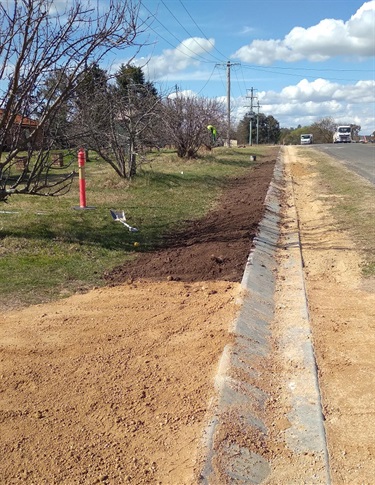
top-left (297, 147), bottom-right (375, 277)
top-left (0, 146), bottom-right (277, 309)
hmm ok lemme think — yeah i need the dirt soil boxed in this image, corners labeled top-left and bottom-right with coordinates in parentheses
top-left (0, 153), bottom-right (277, 485)
top-left (1, 145), bottom-right (374, 485)
top-left (104, 160), bottom-right (277, 285)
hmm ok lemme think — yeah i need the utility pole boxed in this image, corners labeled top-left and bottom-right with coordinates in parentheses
top-left (226, 61), bottom-right (231, 148)
top-left (217, 61), bottom-right (239, 147)
top-left (256, 100), bottom-right (261, 145)
top-left (246, 87), bottom-right (257, 146)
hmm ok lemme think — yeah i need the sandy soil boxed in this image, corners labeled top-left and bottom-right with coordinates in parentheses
top-left (0, 280), bottom-right (240, 485)
top-left (1, 145), bottom-right (374, 484)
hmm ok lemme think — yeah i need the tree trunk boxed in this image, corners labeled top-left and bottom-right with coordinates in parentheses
top-left (129, 152), bottom-right (137, 178)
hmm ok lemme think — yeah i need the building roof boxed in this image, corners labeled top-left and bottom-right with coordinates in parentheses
top-left (0, 108), bottom-right (39, 127)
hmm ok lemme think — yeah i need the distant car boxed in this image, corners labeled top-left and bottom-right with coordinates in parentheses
top-left (300, 134), bottom-right (313, 145)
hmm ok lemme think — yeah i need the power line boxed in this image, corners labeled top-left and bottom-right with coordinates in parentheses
top-left (215, 63), bottom-right (227, 92)
top-left (196, 65), bottom-right (219, 95)
top-left (243, 63), bottom-right (374, 73)
top-left (138, 3), bottom-right (227, 100)
top-left (140, 3), bottom-right (216, 65)
top-left (139, 20), bottom-right (213, 65)
top-left (233, 65), bottom-right (247, 98)
top-left (240, 64), bottom-right (366, 83)
top-left (160, 0), bottom-right (224, 63)
top-left (178, 0), bottom-right (228, 61)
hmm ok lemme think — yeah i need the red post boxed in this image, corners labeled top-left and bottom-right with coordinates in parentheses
top-left (78, 148), bottom-right (86, 208)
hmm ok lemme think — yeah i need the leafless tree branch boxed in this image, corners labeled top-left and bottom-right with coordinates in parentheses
top-left (0, 0), bottom-right (146, 202)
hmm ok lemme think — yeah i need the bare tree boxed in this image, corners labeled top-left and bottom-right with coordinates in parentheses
top-left (311, 117), bottom-right (337, 143)
top-left (74, 64), bottom-right (161, 179)
top-left (0, 0), bottom-right (145, 202)
top-left (351, 124), bottom-right (361, 139)
top-left (161, 95), bottom-right (226, 158)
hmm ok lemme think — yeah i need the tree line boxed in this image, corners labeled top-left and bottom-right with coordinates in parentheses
top-left (236, 113), bottom-right (281, 145)
top-left (235, 113), bottom-right (362, 146)
top-left (38, 63), bottom-right (226, 177)
top-left (279, 118), bottom-right (362, 145)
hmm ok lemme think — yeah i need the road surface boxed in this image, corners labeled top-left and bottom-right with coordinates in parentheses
top-left (308, 143), bottom-right (375, 184)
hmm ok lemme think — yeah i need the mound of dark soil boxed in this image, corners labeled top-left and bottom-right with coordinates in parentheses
top-left (104, 156), bottom-right (277, 284)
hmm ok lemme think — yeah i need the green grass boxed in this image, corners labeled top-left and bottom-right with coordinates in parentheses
top-left (0, 146), bottom-right (278, 308)
top-left (297, 147), bottom-right (375, 277)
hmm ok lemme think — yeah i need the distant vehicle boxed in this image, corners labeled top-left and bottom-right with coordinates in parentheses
top-left (333, 125), bottom-right (352, 143)
top-left (300, 134), bottom-right (313, 145)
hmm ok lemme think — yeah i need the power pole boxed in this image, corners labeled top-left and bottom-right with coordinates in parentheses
top-left (217, 61), bottom-right (239, 147)
top-left (226, 61), bottom-right (231, 148)
top-left (256, 100), bottom-right (261, 145)
top-left (246, 87), bottom-right (257, 146)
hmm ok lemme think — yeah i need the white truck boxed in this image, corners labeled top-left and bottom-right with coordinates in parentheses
top-left (300, 134), bottom-right (313, 145)
top-left (333, 125), bottom-right (352, 143)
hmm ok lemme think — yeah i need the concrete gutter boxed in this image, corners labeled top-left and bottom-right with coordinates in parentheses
top-left (198, 150), bottom-right (330, 484)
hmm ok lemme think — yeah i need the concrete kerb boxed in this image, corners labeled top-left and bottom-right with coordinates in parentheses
top-left (198, 150), bottom-right (330, 484)
top-left (280, 150), bottom-right (331, 484)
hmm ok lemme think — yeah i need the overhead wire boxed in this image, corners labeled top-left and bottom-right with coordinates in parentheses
top-left (140, 1), bottom-right (217, 65)
top-left (216, 64), bottom-right (227, 92)
top-left (243, 64), bottom-right (374, 73)
top-left (160, 0), bottom-right (224, 63)
top-left (176, 0), bottom-right (239, 97)
top-left (140, 0), bottom-right (232, 96)
top-left (196, 64), bottom-right (219, 96)
top-left (239, 64), bottom-right (251, 96)
top-left (178, 0), bottom-right (228, 62)
top-left (240, 64), bottom-right (365, 83)
top-left (233, 65), bottom-right (247, 98)
top-left (140, 2), bottom-right (368, 99)
top-left (171, 0), bottom-right (250, 100)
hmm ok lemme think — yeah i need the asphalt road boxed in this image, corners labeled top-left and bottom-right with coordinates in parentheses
top-left (308, 143), bottom-right (375, 184)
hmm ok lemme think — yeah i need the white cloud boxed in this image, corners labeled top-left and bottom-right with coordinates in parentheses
top-left (260, 78), bottom-right (375, 105)
top-left (238, 26), bottom-right (256, 36)
top-left (48, 0), bottom-right (73, 15)
top-left (178, 79), bottom-right (374, 132)
top-left (233, 1), bottom-right (375, 64)
top-left (182, 79), bottom-right (374, 133)
top-left (233, 78), bottom-right (375, 133)
top-left (168, 89), bottom-right (197, 99)
top-left (138, 37), bottom-right (216, 79)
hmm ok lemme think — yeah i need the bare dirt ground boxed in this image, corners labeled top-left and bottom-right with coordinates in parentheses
top-left (1, 145), bottom-right (374, 485)
top-left (0, 154), bottom-right (276, 485)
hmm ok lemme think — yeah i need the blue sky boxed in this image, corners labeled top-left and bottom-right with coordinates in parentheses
top-left (114, 0), bottom-right (375, 134)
